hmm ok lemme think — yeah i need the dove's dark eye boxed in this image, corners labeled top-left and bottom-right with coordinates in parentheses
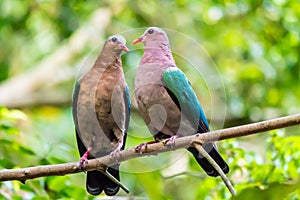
top-left (112, 37), bottom-right (117, 42)
top-left (148, 29), bottom-right (154, 34)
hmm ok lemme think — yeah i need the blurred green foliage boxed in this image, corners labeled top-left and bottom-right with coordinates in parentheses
top-left (0, 0), bottom-right (300, 199)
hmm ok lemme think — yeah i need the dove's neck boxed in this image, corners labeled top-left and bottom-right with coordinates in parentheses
top-left (140, 43), bottom-right (175, 66)
top-left (93, 49), bottom-right (121, 70)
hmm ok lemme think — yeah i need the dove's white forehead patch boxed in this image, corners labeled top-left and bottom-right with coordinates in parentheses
top-left (145, 27), bottom-right (168, 39)
top-left (109, 34), bottom-right (126, 45)
top-left (148, 27), bottom-right (165, 33)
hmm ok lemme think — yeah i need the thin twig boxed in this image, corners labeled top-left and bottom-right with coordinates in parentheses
top-left (194, 144), bottom-right (236, 196)
top-left (100, 169), bottom-right (129, 193)
top-left (163, 171), bottom-right (207, 179)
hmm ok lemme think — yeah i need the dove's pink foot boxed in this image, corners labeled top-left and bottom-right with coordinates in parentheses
top-left (163, 135), bottom-right (179, 149)
top-left (135, 141), bottom-right (158, 154)
top-left (79, 147), bottom-right (92, 171)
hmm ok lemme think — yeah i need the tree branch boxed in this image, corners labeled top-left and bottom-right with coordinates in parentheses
top-left (0, 114), bottom-right (299, 190)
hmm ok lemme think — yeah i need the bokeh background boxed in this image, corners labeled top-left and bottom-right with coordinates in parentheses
top-left (1, 0), bottom-right (300, 199)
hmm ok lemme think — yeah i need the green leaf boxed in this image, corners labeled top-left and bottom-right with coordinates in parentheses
top-left (233, 179), bottom-right (300, 200)
top-left (47, 176), bottom-right (69, 192)
top-left (19, 146), bottom-right (36, 156)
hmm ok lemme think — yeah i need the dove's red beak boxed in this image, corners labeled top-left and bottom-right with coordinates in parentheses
top-left (132, 37), bottom-right (142, 45)
top-left (121, 44), bottom-right (129, 52)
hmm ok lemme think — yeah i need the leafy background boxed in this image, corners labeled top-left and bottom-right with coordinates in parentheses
top-left (0, 0), bottom-right (300, 199)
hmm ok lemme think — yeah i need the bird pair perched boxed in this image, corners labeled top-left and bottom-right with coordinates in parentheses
top-left (72, 27), bottom-right (229, 196)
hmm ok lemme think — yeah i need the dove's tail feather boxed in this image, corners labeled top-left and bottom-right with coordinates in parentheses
top-left (188, 143), bottom-right (229, 177)
top-left (86, 171), bottom-right (105, 195)
top-left (86, 166), bottom-right (120, 196)
top-left (75, 130), bottom-right (120, 196)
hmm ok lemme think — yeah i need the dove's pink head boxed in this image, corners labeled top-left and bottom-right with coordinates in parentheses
top-left (133, 27), bottom-right (175, 65)
top-left (132, 27), bottom-right (170, 49)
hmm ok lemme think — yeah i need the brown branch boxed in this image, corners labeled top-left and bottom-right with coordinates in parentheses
top-left (0, 114), bottom-right (299, 185)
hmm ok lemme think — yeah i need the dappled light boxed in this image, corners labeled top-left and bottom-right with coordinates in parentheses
top-left (0, 1), bottom-right (300, 199)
